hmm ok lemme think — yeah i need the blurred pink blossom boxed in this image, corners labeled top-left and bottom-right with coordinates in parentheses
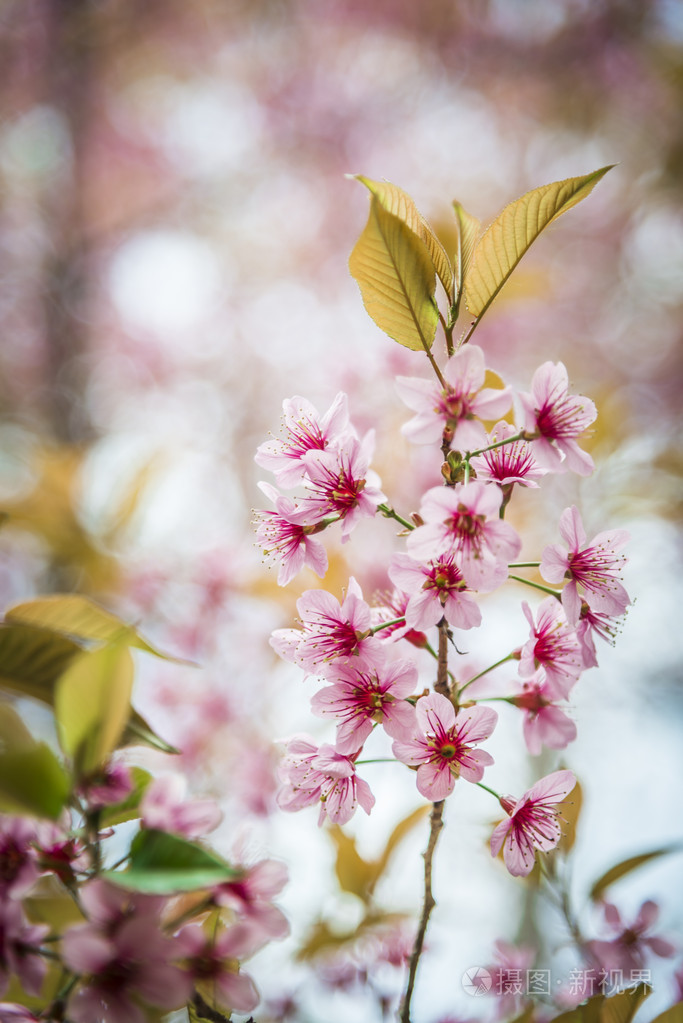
top-left (140, 773), bottom-right (222, 839)
top-left (0, 900), bottom-right (49, 998)
top-left (586, 900), bottom-right (676, 974)
top-left (175, 922), bottom-right (260, 1014)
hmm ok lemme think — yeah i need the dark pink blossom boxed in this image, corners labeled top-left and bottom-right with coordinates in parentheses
top-left (0, 817), bottom-right (39, 899)
top-left (255, 392), bottom-right (350, 488)
top-left (270, 578), bottom-right (382, 675)
top-left (407, 482), bottom-right (521, 592)
top-left (140, 773), bottom-right (222, 839)
top-left (0, 1005), bottom-right (40, 1021)
top-left (78, 762), bottom-right (134, 810)
top-left (519, 361), bottom-right (597, 476)
top-left (388, 550), bottom-right (482, 631)
top-left (62, 881), bottom-right (191, 1023)
top-left (370, 587), bottom-right (429, 648)
top-left (254, 481), bottom-right (328, 586)
top-left (299, 435), bottom-right (385, 540)
top-left (396, 344), bottom-right (511, 452)
top-left (518, 598), bottom-right (583, 698)
top-left (509, 670), bottom-right (577, 755)
top-left (392, 693), bottom-right (497, 799)
top-left (0, 900), bottom-right (49, 998)
top-left (469, 420), bottom-right (548, 488)
top-left (175, 922), bottom-right (260, 1014)
top-left (540, 505), bottom-right (630, 624)
top-left (213, 858), bottom-right (289, 941)
top-left (485, 939), bottom-right (536, 1018)
top-left (490, 769), bottom-right (576, 877)
top-left (276, 737), bottom-right (375, 826)
top-left (310, 652), bottom-right (418, 753)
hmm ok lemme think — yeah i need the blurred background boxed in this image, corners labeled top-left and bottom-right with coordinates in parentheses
top-left (1, 1), bottom-right (682, 1020)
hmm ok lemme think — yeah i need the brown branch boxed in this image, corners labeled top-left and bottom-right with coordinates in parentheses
top-left (434, 618), bottom-right (452, 699)
top-left (399, 800), bottom-right (445, 1023)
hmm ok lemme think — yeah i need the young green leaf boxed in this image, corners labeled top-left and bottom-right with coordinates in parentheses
top-left (589, 845), bottom-right (681, 902)
top-left (349, 195), bottom-right (439, 353)
top-left (55, 640), bottom-right (134, 776)
top-left (121, 708), bottom-right (179, 755)
top-left (355, 176), bottom-right (454, 297)
top-left (99, 766), bottom-right (154, 827)
top-left (104, 828), bottom-right (239, 894)
top-left (0, 705), bottom-right (70, 819)
top-left (463, 166), bottom-right (614, 323)
top-left (6, 593), bottom-right (177, 660)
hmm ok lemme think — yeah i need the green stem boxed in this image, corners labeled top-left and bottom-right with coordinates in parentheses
top-left (466, 432), bottom-right (526, 459)
top-left (371, 616), bottom-right (405, 635)
top-left (355, 758), bottom-right (400, 765)
top-left (508, 562), bottom-right (541, 569)
top-left (476, 780), bottom-right (502, 801)
top-left (508, 575), bottom-right (562, 598)
top-left (378, 503), bottom-right (414, 531)
top-left (459, 653), bottom-right (514, 695)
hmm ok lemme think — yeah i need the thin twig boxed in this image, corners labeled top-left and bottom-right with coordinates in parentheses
top-left (434, 619), bottom-right (451, 699)
top-left (399, 800), bottom-right (445, 1023)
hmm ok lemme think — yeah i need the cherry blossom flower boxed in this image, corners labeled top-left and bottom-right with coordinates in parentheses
top-left (396, 344), bottom-right (511, 452)
top-left (213, 858), bottom-right (289, 941)
top-left (509, 670), bottom-right (577, 755)
top-left (586, 900), bottom-right (676, 974)
top-left (254, 481), bottom-right (328, 586)
top-left (0, 1006), bottom-right (40, 1021)
top-left (0, 817), bottom-right (39, 899)
top-left (299, 435), bottom-right (385, 540)
top-left (34, 819), bottom-right (88, 885)
top-left (276, 737), bottom-right (375, 826)
top-left (62, 881), bottom-right (191, 1023)
top-left (310, 652), bottom-right (418, 753)
top-left (490, 769), bottom-right (576, 877)
top-left (255, 392), bottom-right (350, 488)
top-left (469, 420), bottom-right (548, 488)
top-left (518, 598), bottom-right (583, 698)
top-left (407, 482), bottom-right (521, 592)
top-left (519, 361), bottom-right (597, 476)
top-left (0, 900), bottom-right (49, 998)
top-left (140, 773), bottom-right (222, 839)
top-left (175, 922), bottom-right (261, 1014)
top-left (540, 505), bottom-right (630, 625)
top-left (388, 550), bottom-right (482, 630)
top-left (576, 601), bottom-right (627, 668)
top-left (392, 693), bottom-right (497, 799)
top-left (270, 578), bottom-right (382, 675)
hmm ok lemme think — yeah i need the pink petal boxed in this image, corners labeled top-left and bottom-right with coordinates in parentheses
top-left (416, 761), bottom-right (454, 800)
top-left (416, 692), bottom-right (455, 733)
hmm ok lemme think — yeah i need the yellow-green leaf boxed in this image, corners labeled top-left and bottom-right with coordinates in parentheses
top-left (349, 195), bottom-right (439, 352)
top-left (0, 623), bottom-right (81, 703)
top-left (55, 641), bottom-right (134, 775)
top-left (463, 166), bottom-right (614, 320)
top-left (329, 826), bottom-right (376, 901)
top-left (6, 594), bottom-right (175, 660)
top-left (558, 777), bottom-right (582, 854)
top-left (100, 766), bottom-right (153, 827)
top-left (374, 804), bottom-right (430, 883)
top-left (650, 1004), bottom-right (683, 1023)
top-left (121, 709), bottom-right (179, 755)
top-left (452, 200), bottom-right (481, 305)
top-left (601, 983), bottom-right (651, 1023)
top-left (355, 176), bottom-right (454, 297)
top-left (590, 845), bottom-right (681, 902)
